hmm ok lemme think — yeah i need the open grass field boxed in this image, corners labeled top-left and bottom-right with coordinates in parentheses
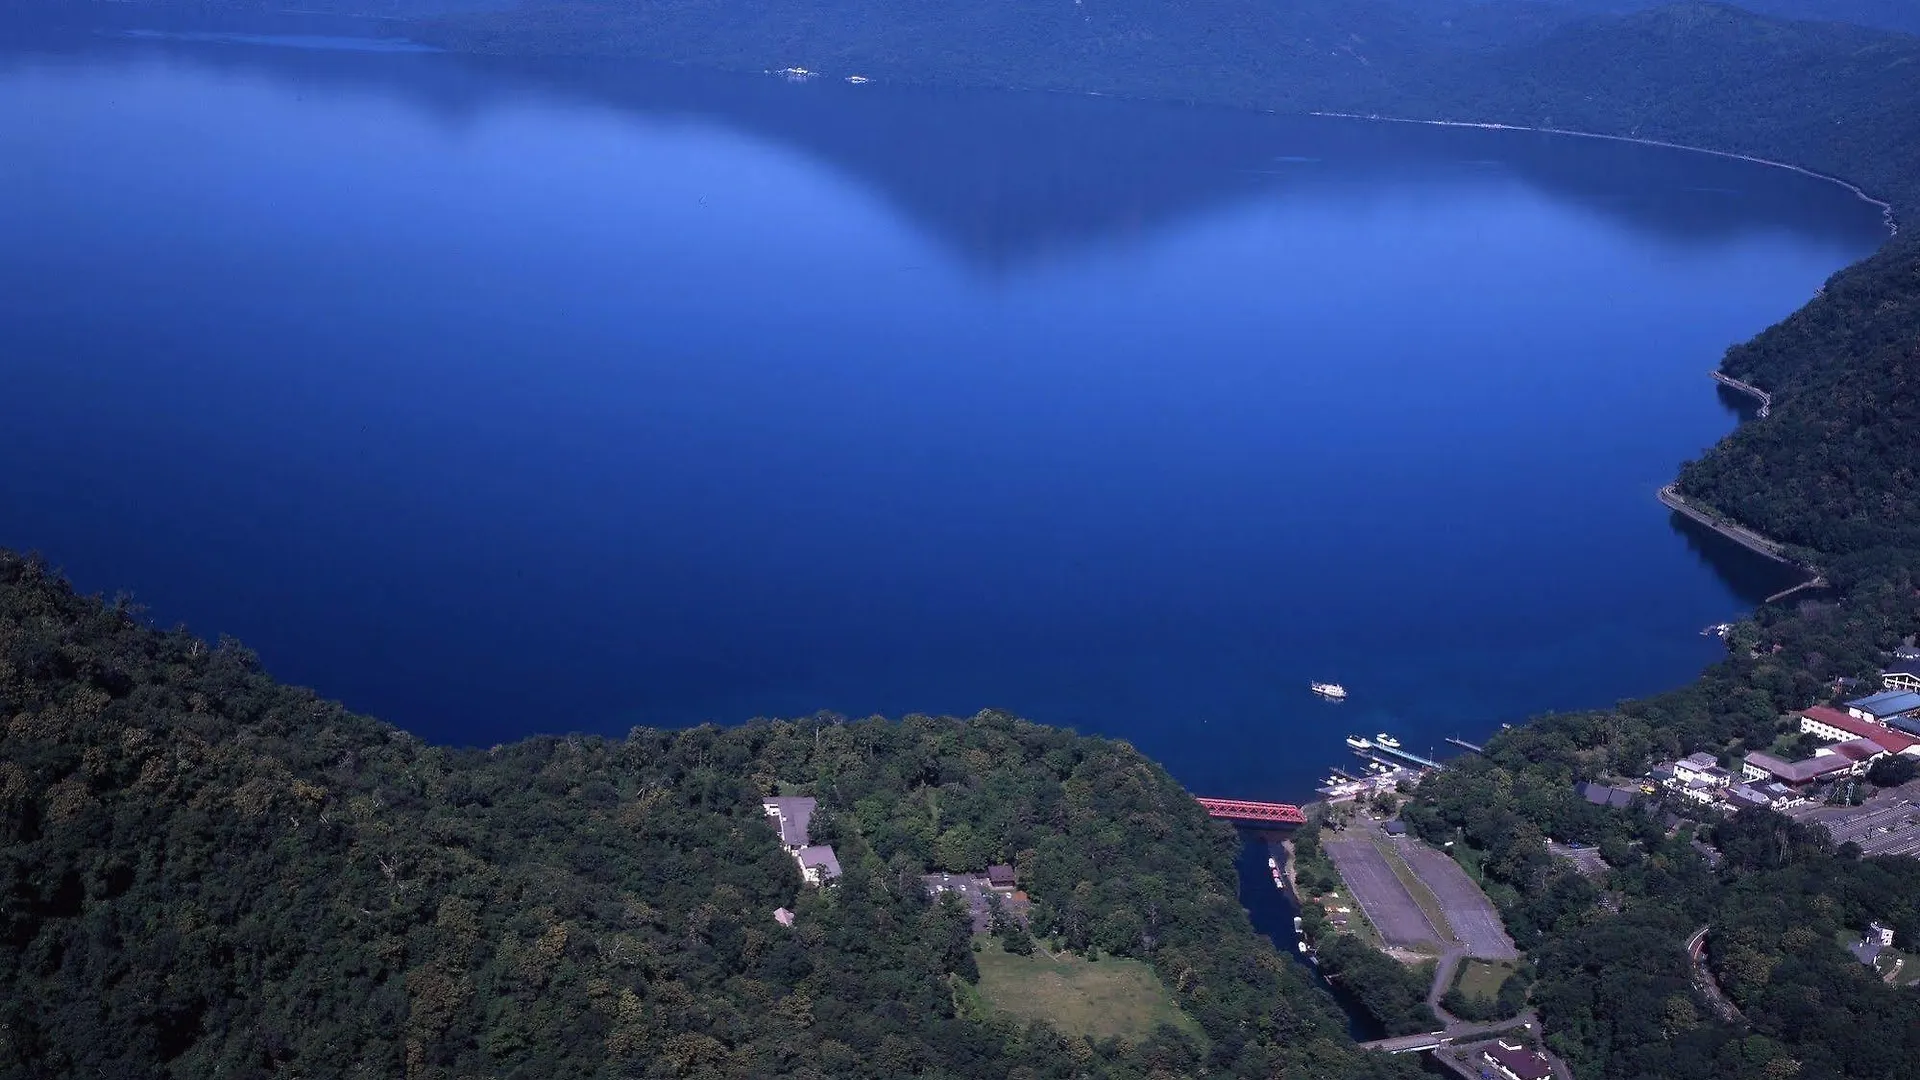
top-left (1455, 958), bottom-right (1518, 1001)
top-left (971, 940), bottom-right (1201, 1041)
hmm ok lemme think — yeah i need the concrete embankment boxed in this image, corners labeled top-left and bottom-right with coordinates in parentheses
top-left (1658, 486), bottom-right (1826, 603)
top-left (1658, 485), bottom-right (1795, 565)
top-left (1711, 371), bottom-right (1772, 417)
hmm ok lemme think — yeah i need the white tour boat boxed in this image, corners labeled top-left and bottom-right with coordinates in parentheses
top-left (1374, 733), bottom-right (1402, 749)
top-left (1311, 682), bottom-right (1348, 700)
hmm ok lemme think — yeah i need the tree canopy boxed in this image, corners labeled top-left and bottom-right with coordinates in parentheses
top-left (0, 551), bottom-right (1416, 1080)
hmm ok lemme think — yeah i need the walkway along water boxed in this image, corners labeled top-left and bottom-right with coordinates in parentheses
top-left (1711, 371), bottom-right (1772, 418)
top-left (1657, 485), bottom-right (1828, 604)
top-left (1308, 112), bottom-right (1899, 237)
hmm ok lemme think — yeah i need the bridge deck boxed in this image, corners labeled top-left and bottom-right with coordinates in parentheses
top-left (1195, 797), bottom-right (1306, 824)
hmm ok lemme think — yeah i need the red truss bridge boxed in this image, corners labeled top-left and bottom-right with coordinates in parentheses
top-left (1195, 797), bottom-right (1306, 825)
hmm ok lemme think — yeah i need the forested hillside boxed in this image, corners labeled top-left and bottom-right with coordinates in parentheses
top-left (1677, 240), bottom-right (1920, 573)
top-left (0, 552), bottom-right (1412, 1079)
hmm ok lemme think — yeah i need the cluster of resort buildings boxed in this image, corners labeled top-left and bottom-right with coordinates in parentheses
top-left (1650, 699), bottom-right (1920, 811)
top-left (1622, 652), bottom-right (1920, 815)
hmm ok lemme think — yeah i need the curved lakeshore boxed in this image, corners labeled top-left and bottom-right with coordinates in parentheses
top-left (1308, 111), bottom-right (1901, 238)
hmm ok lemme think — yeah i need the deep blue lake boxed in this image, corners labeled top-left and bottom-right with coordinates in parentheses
top-left (0, 30), bottom-right (1888, 805)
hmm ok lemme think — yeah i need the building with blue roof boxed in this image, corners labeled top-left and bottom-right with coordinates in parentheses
top-left (1846, 690), bottom-right (1920, 722)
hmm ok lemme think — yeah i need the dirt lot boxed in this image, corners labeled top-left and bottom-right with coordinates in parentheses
top-left (1324, 838), bottom-right (1442, 950)
top-left (1395, 842), bottom-right (1519, 961)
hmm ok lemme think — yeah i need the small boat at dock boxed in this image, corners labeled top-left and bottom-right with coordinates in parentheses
top-left (1345, 735), bottom-right (1372, 750)
top-left (1374, 733), bottom-right (1401, 749)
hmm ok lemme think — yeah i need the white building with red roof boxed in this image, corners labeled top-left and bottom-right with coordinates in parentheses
top-left (1800, 707), bottom-right (1920, 756)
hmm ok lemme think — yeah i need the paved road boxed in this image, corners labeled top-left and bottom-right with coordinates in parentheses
top-left (1357, 1010), bottom-right (1540, 1052)
top-left (1398, 840), bottom-right (1520, 960)
top-left (1687, 926), bottom-right (1746, 1025)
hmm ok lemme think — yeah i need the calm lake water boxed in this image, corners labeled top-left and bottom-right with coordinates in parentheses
top-left (0, 30), bottom-right (1888, 804)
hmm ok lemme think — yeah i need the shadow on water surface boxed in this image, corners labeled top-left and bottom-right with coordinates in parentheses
top-left (1666, 510), bottom-right (1808, 608)
top-left (1, 13), bottom-right (1893, 270)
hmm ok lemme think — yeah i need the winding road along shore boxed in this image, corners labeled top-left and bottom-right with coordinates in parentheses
top-left (1308, 112), bottom-right (1899, 237)
top-left (1658, 486), bottom-right (1799, 567)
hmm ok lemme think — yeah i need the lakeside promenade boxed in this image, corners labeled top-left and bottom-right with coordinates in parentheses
top-left (1658, 485), bottom-right (1827, 603)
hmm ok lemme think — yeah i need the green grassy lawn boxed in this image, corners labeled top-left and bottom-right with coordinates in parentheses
top-left (970, 939), bottom-right (1202, 1042)
top-left (1455, 959), bottom-right (1518, 1000)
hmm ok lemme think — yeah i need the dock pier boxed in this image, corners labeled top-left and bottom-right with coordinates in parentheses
top-left (1444, 737), bottom-right (1483, 753)
top-left (1359, 743), bottom-right (1445, 770)
top-left (1764, 576), bottom-right (1829, 605)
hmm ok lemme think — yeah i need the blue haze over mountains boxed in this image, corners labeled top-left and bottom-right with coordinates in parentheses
top-left (0, 27), bottom-right (1890, 801)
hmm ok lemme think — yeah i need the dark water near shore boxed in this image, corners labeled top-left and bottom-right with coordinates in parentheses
top-left (0, 29), bottom-right (1886, 806)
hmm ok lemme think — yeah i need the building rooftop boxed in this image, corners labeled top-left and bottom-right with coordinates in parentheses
top-left (1825, 737), bottom-right (1889, 763)
top-left (797, 845), bottom-right (842, 880)
top-left (1803, 707), bottom-right (1920, 753)
top-left (1480, 1040), bottom-right (1553, 1080)
top-left (1884, 659), bottom-right (1920, 678)
top-left (1744, 751), bottom-right (1855, 785)
top-left (761, 796), bottom-right (817, 848)
top-left (1680, 751), bottom-right (1719, 769)
top-left (1576, 781), bottom-right (1636, 808)
top-left (986, 863), bottom-right (1017, 887)
top-left (1848, 690), bottom-right (1920, 717)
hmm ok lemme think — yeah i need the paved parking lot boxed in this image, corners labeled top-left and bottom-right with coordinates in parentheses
top-left (1324, 838), bottom-right (1442, 949)
top-left (1811, 798), bottom-right (1920, 857)
top-left (1396, 841), bottom-right (1519, 960)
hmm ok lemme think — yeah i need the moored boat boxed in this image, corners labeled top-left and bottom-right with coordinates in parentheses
top-left (1345, 735), bottom-right (1372, 750)
top-left (1375, 733), bottom-right (1401, 749)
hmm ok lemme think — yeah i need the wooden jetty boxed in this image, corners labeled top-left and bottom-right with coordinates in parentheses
top-left (1445, 737), bottom-right (1483, 753)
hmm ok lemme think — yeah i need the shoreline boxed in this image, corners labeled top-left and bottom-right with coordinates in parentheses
top-left (1657, 485), bottom-right (1829, 603)
top-left (1308, 111), bottom-right (1900, 238)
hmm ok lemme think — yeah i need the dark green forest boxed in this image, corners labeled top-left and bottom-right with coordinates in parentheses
top-left (0, 552), bottom-right (1418, 1079)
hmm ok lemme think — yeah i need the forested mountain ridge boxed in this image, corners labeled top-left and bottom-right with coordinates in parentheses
top-left (410, 0), bottom-right (1920, 203)
top-left (0, 551), bottom-right (1413, 1079)
top-left (1677, 241), bottom-right (1920, 571)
